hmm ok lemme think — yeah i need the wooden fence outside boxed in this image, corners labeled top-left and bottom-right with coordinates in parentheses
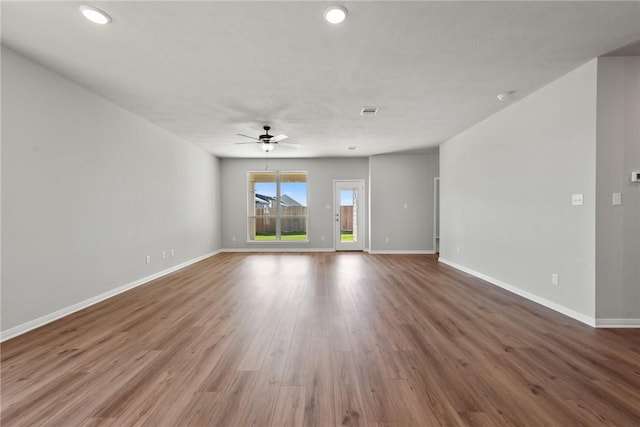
top-left (340, 206), bottom-right (353, 232)
top-left (252, 206), bottom-right (353, 235)
top-left (254, 206), bottom-right (307, 234)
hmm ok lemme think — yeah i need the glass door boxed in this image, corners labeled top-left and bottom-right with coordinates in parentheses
top-left (334, 180), bottom-right (365, 251)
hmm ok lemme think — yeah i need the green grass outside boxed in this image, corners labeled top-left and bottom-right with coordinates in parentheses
top-left (340, 232), bottom-right (353, 242)
top-left (254, 233), bottom-right (307, 241)
top-left (253, 231), bottom-right (353, 241)
top-left (281, 234), bottom-right (307, 241)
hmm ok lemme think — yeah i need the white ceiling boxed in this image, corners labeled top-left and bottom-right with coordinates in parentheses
top-left (2, 1), bottom-right (639, 158)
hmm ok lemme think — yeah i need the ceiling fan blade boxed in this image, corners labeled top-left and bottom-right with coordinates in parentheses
top-left (279, 141), bottom-right (300, 148)
top-left (271, 134), bottom-right (288, 142)
top-left (234, 141), bottom-right (257, 145)
top-left (237, 133), bottom-right (261, 141)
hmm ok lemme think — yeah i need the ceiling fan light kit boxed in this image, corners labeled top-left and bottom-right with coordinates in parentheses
top-left (235, 125), bottom-right (299, 152)
top-left (260, 143), bottom-right (275, 152)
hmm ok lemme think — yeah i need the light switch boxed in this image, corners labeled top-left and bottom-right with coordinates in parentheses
top-left (571, 194), bottom-right (583, 206)
top-left (612, 192), bottom-right (622, 206)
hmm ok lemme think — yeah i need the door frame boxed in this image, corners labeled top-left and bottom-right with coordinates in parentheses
top-left (433, 177), bottom-right (440, 254)
top-left (333, 179), bottom-right (366, 251)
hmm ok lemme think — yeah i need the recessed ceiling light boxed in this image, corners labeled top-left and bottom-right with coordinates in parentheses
top-left (324, 5), bottom-right (348, 24)
top-left (79, 5), bottom-right (111, 25)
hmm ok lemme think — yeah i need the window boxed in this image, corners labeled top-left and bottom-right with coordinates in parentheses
top-left (248, 171), bottom-right (308, 241)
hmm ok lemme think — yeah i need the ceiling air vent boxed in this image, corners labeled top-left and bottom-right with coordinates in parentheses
top-left (360, 106), bottom-right (379, 115)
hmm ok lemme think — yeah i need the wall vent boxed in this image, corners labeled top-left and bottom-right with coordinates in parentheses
top-left (360, 106), bottom-right (379, 115)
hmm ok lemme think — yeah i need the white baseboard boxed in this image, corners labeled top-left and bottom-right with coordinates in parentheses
top-left (221, 248), bottom-right (335, 253)
top-left (223, 248), bottom-right (434, 255)
top-left (595, 318), bottom-right (640, 328)
top-left (0, 250), bottom-right (221, 342)
top-left (368, 250), bottom-right (436, 255)
top-left (438, 258), bottom-right (596, 327)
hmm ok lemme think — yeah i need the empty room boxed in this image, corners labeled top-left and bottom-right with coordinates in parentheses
top-left (1, 1), bottom-right (639, 426)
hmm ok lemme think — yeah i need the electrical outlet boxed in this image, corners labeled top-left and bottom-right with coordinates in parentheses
top-left (612, 193), bottom-right (622, 206)
top-left (170, 249), bottom-right (175, 257)
top-left (384, 237), bottom-right (390, 243)
top-left (456, 247), bottom-right (461, 254)
top-left (146, 255), bottom-right (151, 264)
top-left (320, 235), bottom-right (325, 241)
top-left (552, 273), bottom-right (559, 285)
top-left (232, 236), bottom-right (237, 242)
top-left (162, 251), bottom-right (166, 259)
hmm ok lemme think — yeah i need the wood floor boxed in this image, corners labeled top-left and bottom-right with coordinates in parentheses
top-left (2, 253), bottom-right (639, 426)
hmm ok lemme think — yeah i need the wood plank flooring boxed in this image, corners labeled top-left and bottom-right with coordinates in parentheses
top-left (2, 252), bottom-right (639, 426)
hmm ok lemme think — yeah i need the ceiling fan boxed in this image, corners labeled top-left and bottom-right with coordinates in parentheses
top-left (235, 125), bottom-right (300, 152)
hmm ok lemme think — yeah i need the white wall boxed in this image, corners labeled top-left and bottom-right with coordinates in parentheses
top-left (1, 48), bottom-right (221, 335)
top-left (596, 57), bottom-right (640, 321)
top-left (220, 157), bottom-right (369, 250)
top-left (369, 153), bottom-right (439, 253)
top-left (440, 60), bottom-right (598, 324)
